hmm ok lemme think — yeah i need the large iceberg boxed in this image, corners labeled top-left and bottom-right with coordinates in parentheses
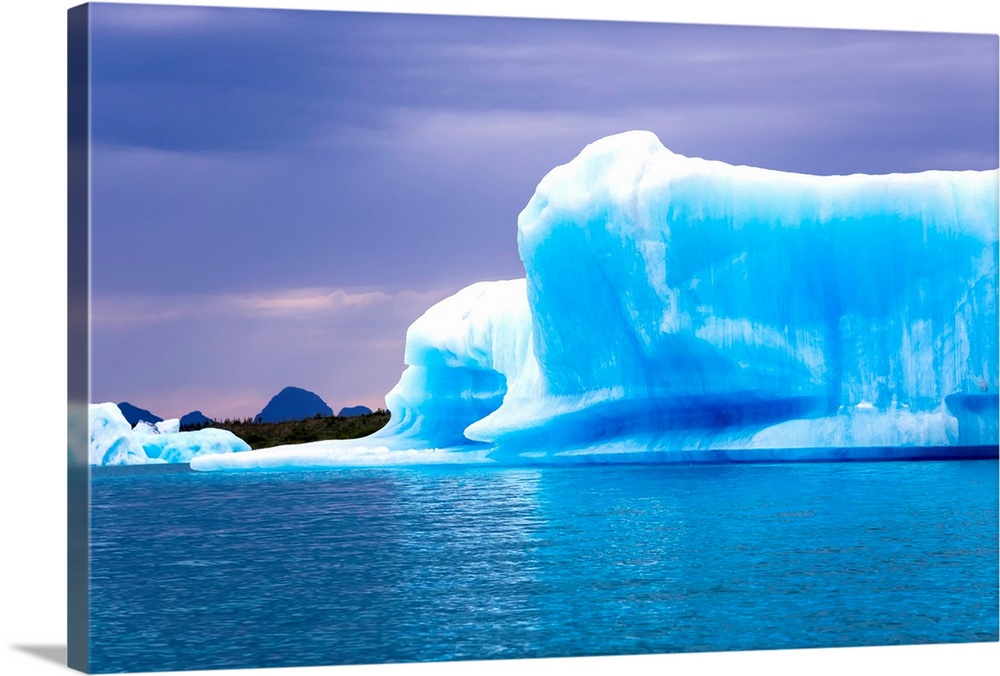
top-left (90, 402), bottom-right (250, 465)
top-left (191, 131), bottom-right (998, 470)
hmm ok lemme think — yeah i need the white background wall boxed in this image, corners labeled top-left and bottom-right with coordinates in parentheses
top-left (1, 2), bottom-right (997, 676)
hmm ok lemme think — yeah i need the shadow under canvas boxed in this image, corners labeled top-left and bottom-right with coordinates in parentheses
top-left (13, 644), bottom-right (68, 667)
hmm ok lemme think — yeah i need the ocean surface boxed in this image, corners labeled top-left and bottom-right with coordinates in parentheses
top-left (88, 459), bottom-right (999, 673)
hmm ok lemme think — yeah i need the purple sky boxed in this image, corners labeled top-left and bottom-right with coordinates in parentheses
top-left (87, 3), bottom-right (999, 420)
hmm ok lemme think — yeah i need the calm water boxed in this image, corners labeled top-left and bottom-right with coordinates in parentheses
top-left (88, 460), bottom-right (999, 673)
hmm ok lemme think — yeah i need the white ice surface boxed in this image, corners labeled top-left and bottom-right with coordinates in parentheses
top-left (90, 403), bottom-right (250, 465)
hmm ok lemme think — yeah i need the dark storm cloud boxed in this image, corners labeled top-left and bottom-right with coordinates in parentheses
top-left (91, 6), bottom-right (998, 168)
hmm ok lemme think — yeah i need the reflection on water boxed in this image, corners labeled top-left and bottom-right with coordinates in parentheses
top-left (88, 460), bottom-right (998, 673)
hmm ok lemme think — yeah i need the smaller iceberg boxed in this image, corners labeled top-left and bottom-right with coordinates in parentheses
top-left (90, 402), bottom-right (146, 466)
top-left (89, 402), bottom-right (250, 466)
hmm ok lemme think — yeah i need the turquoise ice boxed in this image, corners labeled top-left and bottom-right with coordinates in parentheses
top-left (192, 131), bottom-right (998, 470)
top-left (90, 402), bottom-right (250, 465)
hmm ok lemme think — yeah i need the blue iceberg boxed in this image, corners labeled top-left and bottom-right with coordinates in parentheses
top-left (90, 403), bottom-right (251, 465)
top-left (191, 131), bottom-right (998, 471)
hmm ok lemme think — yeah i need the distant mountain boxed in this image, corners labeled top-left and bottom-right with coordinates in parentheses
top-left (180, 410), bottom-right (214, 428)
top-left (338, 405), bottom-right (372, 417)
top-left (117, 402), bottom-right (162, 427)
top-left (256, 387), bottom-right (334, 423)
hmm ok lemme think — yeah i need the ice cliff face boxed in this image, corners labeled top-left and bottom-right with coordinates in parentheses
top-left (191, 131), bottom-right (998, 470)
top-left (382, 131), bottom-right (998, 457)
top-left (90, 403), bottom-right (250, 465)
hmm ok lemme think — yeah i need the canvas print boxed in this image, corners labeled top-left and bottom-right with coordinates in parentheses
top-left (68, 2), bottom-right (1000, 673)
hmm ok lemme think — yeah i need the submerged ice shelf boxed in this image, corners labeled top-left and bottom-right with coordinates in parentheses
top-left (191, 131), bottom-right (999, 471)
